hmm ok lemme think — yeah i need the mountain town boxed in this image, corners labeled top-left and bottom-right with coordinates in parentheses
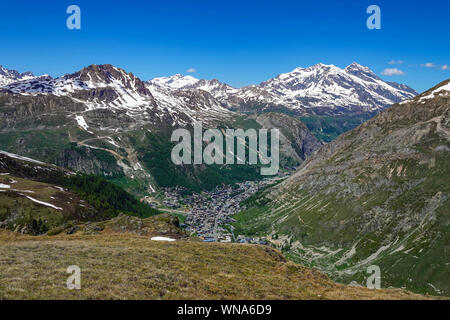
top-left (155, 177), bottom-right (282, 242)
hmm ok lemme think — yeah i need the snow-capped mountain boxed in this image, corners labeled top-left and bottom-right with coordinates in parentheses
top-left (149, 63), bottom-right (418, 115)
top-left (254, 62), bottom-right (417, 113)
top-left (2, 62), bottom-right (418, 123)
top-left (3, 64), bottom-right (157, 109)
top-left (0, 65), bottom-right (37, 87)
top-left (0, 63), bottom-right (319, 196)
top-left (1, 62), bottom-right (419, 137)
top-left (150, 74), bottom-right (200, 89)
top-left (0, 62), bottom-right (423, 196)
top-left (1, 64), bottom-right (232, 128)
top-left (148, 75), bottom-right (237, 101)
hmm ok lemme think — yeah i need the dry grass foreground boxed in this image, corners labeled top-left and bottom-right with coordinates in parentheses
top-left (0, 229), bottom-right (429, 300)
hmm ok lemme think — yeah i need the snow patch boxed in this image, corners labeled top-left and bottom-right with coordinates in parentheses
top-left (75, 115), bottom-right (91, 132)
top-left (25, 196), bottom-right (63, 210)
top-left (390, 244), bottom-right (405, 255)
top-left (419, 82), bottom-right (450, 102)
top-left (150, 236), bottom-right (176, 242)
top-left (16, 190), bottom-right (35, 193)
top-left (0, 150), bottom-right (45, 164)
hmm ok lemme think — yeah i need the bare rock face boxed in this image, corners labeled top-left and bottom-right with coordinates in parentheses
top-left (54, 147), bottom-right (123, 177)
top-left (252, 112), bottom-right (322, 162)
top-left (71, 64), bottom-right (152, 96)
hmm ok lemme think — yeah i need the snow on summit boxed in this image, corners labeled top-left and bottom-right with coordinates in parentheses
top-left (148, 62), bottom-right (417, 114)
top-left (1, 62), bottom-right (418, 117)
top-left (0, 64), bottom-right (233, 127)
top-left (149, 74), bottom-right (200, 89)
top-left (0, 65), bottom-right (38, 87)
top-left (254, 62), bottom-right (417, 112)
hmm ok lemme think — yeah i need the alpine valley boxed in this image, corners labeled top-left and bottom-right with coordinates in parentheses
top-left (0, 63), bottom-right (326, 195)
top-left (0, 62), bottom-right (448, 299)
top-left (0, 147), bottom-right (426, 300)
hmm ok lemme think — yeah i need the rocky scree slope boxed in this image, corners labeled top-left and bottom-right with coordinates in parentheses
top-left (232, 79), bottom-right (450, 296)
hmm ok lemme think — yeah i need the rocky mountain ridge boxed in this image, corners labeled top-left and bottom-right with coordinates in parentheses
top-left (1, 64), bottom-right (232, 128)
top-left (149, 62), bottom-right (417, 116)
top-left (0, 64), bottom-right (321, 195)
top-left (0, 65), bottom-right (37, 87)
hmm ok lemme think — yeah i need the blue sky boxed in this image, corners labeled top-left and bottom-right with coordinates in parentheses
top-left (0, 0), bottom-right (449, 92)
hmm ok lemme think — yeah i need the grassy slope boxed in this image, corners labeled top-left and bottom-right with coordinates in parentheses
top-left (0, 230), bottom-right (429, 300)
top-left (233, 150), bottom-right (449, 296)
top-left (232, 85), bottom-right (450, 296)
top-left (0, 173), bottom-right (160, 234)
top-left (0, 175), bottom-right (95, 234)
top-left (0, 129), bottom-right (73, 162)
top-left (0, 151), bottom-right (160, 234)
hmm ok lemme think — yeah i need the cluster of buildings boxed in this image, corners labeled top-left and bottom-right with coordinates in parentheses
top-left (236, 235), bottom-right (269, 245)
top-left (159, 178), bottom-right (282, 243)
top-left (161, 186), bottom-right (186, 208)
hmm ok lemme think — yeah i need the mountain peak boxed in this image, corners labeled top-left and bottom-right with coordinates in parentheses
top-left (62, 64), bottom-right (152, 96)
top-left (149, 74), bottom-right (200, 90)
top-left (313, 62), bottom-right (333, 68)
top-left (69, 64), bottom-right (129, 82)
top-left (0, 65), bottom-right (20, 78)
top-left (345, 62), bottom-right (369, 70)
top-left (2, 62), bottom-right (420, 118)
top-left (295, 63), bottom-right (337, 72)
top-left (0, 65), bottom-right (37, 86)
top-left (344, 62), bottom-right (380, 82)
top-left (146, 62), bottom-right (418, 115)
top-left (315, 62), bottom-right (340, 69)
top-left (254, 62), bottom-right (418, 113)
top-left (345, 62), bottom-right (374, 74)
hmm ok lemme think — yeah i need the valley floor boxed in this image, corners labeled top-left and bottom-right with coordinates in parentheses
top-left (0, 230), bottom-right (430, 300)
